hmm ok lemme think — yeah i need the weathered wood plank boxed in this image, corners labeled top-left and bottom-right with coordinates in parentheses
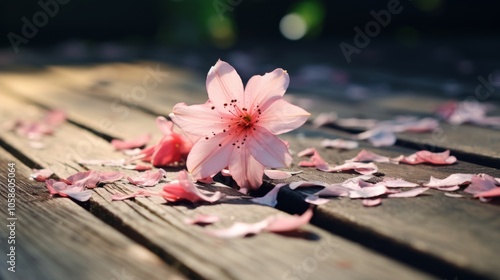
top-left (277, 125), bottom-right (500, 279)
top-left (0, 86), bottom-right (434, 279)
top-left (9, 62), bottom-right (497, 164)
top-left (0, 147), bottom-right (184, 280)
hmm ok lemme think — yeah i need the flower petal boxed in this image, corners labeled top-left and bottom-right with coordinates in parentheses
top-left (245, 68), bottom-right (289, 110)
top-left (170, 102), bottom-right (227, 137)
top-left (247, 126), bottom-right (292, 168)
top-left (388, 187), bottom-right (429, 198)
top-left (187, 132), bottom-right (235, 179)
top-left (251, 183), bottom-right (286, 207)
top-left (228, 147), bottom-right (265, 189)
top-left (258, 99), bottom-right (310, 135)
top-left (111, 134), bottom-right (151, 150)
top-left (206, 60), bottom-right (245, 110)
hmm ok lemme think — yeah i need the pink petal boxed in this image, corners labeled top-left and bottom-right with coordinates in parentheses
top-left (289, 181), bottom-right (330, 190)
top-left (388, 187), bottom-right (429, 198)
top-left (312, 112), bottom-right (337, 127)
top-left (335, 118), bottom-right (378, 129)
top-left (264, 169), bottom-right (300, 180)
top-left (126, 169), bottom-right (167, 187)
top-left (45, 179), bottom-right (58, 195)
top-left (401, 150), bottom-right (457, 165)
top-left (358, 128), bottom-right (396, 147)
top-left (381, 178), bottom-right (419, 188)
top-left (264, 207), bottom-right (313, 233)
top-left (156, 116), bottom-right (174, 135)
top-left (207, 220), bottom-right (270, 238)
top-left (362, 198), bottom-right (382, 207)
top-left (349, 185), bottom-right (387, 199)
top-left (474, 187), bottom-right (500, 198)
top-left (111, 189), bottom-right (156, 201)
top-left (170, 102), bottom-right (227, 137)
top-left (187, 132), bottom-right (234, 179)
top-left (297, 147), bottom-right (316, 157)
top-left (298, 161), bottom-right (317, 167)
top-left (206, 60), bottom-right (245, 112)
top-left (437, 185), bottom-right (460, 192)
top-left (327, 162), bottom-right (378, 175)
top-left (65, 170), bottom-right (93, 184)
top-left (63, 190), bottom-right (93, 202)
top-left (30, 168), bottom-right (54, 182)
top-left (184, 214), bottom-right (220, 225)
top-left (305, 195), bottom-right (330, 205)
top-left (464, 174), bottom-right (497, 194)
top-left (444, 193), bottom-right (463, 198)
top-left (111, 134), bottom-right (151, 150)
top-left (121, 164), bottom-right (153, 171)
top-left (346, 149), bottom-right (393, 163)
top-left (248, 126), bottom-right (292, 168)
top-left (206, 208), bottom-right (312, 238)
top-left (245, 68), bottom-right (289, 111)
top-left (251, 183), bottom-right (286, 207)
top-left (314, 184), bottom-right (349, 197)
top-left (96, 171), bottom-right (124, 183)
top-left (161, 170), bottom-right (222, 203)
top-left (197, 176), bottom-right (215, 184)
top-left (228, 146), bottom-right (265, 190)
top-left (321, 139), bottom-right (358, 150)
top-left (423, 173), bottom-right (474, 188)
top-left (42, 109), bottom-right (66, 127)
top-left (258, 99), bottom-right (310, 135)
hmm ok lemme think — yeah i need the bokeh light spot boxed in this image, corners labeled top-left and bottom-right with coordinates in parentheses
top-left (280, 13), bottom-right (307, 40)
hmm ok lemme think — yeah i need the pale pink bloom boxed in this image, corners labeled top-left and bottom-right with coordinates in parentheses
top-left (170, 60), bottom-right (310, 190)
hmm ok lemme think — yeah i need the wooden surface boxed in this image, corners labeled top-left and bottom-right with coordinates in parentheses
top-left (0, 62), bottom-right (499, 280)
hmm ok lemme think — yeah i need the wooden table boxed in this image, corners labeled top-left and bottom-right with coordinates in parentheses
top-left (0, 61), bottom-right (499, 280)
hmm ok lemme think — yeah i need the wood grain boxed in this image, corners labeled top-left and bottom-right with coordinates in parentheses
top-left (277, 125), bottom-right (500, 279)
top-left (0, 147), bottom-right (184, 280)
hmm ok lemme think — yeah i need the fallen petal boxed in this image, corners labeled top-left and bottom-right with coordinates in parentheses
top-left (464, 174), bottom-right (497, 194)
top-left (264, 207), bottom-right (313, 233)
top-left (474, 187), bottom-right (500, 198)
top-left (127, 169), bottom-right (167, 187)
top-left (305, 195), bottom-right (330, 205)
top-left (381, 178), bottom-right (419, 188)
top-left (111, 134), bottom-right (151, 150)
top-left (30, 168), bottom-right (54, 182)
top-left (362, 198), bottom-right (382, 207)
top-left (444, 193), bottom-right (463, 198)
top-left (349, 185), bottom-right (387, 199)
top-left (388, 187), bottom-right (429, 198)
top-left (161, 170), bottom-right (222, 203)
top-left (251, 183), bottom-right (286, 207)
top-left (423, 173), bottom-right (474, 188)
top-left (297, 147), bottom-right (316, 157)
top-left (437, 186), bottom-right (460, 192)
top-left (321, 139), bottom-right (358, 150)
top-left (346, 149), bottom-right (393, 163)
top-left (401, 150), bottom-right (457, 165)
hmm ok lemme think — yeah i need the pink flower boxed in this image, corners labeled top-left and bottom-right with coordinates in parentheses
top-left (170, 60), bottom-right (310, 190)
